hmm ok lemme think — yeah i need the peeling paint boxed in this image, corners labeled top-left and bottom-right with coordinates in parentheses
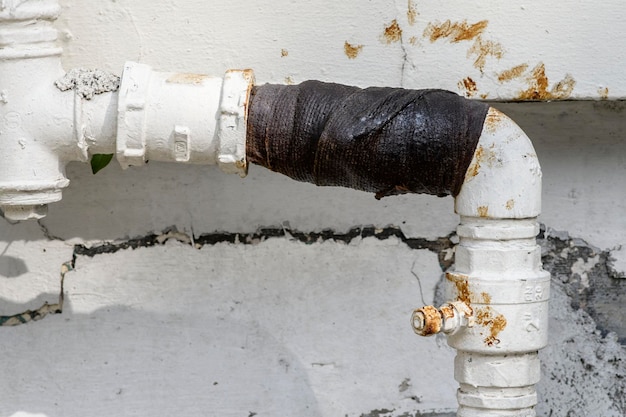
top-left (281, 48), bottom-right (288, 57)
top-left (344, 41), bottom-right (363, 59)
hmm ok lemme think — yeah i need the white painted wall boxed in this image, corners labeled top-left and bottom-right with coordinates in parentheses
top-left (2, 1), bottom-right (626, 416)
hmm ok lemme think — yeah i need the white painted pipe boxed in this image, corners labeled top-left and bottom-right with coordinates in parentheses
top-left (0, 0), bottom-right (252, 220)
top-left (413, 109), bottom-right (549, 416)
top-left (1, 2), bottom-right (550, 416)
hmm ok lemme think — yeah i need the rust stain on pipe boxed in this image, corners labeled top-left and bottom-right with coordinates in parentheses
top-left (446, 272), bottom-right (471, 304)
top-left (476, 306), bottom-right (507, 346)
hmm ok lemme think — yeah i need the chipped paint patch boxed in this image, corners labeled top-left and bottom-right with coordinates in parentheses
top-left (458, 77), bottom-right (477, 98)
top-left (280, 48), bottom-right (288, 57)
top-left (571, 255), bottom-right (600, 290)
top-left (381, 19), bottom-right (402, 44)
top-left (477, 206), bottom-right (489, 217)
top-left (505, 199), bottom-right (515, 210)
top-left (344, 41), bottom-right (363, 59)
top-left (518, 63), bottom-right (576, 100)
top-left (497, 63), bottom-right (529, 82)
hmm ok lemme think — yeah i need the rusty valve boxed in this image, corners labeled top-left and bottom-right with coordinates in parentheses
top-left (411, 301), bottom-right (474, 336)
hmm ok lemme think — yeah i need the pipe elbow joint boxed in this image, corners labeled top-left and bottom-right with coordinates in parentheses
top-left (455, 107), bottom-right (542, 220)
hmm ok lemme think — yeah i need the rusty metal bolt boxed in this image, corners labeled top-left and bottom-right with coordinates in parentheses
top-left (411, 305), bottom-right (442, 336)
top-left (411, 301), bottom-right (474, 337)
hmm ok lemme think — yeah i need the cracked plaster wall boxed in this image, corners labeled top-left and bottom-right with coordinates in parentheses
top-left (2, 1), bottom-right (626, 416)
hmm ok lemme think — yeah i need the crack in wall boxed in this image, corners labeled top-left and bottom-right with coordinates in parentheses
top-left (5, 223), bottom-right (626, 348)
top-left (1, 225), bottom-right (454, 327)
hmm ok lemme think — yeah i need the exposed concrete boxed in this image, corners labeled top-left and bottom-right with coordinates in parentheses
top-left (55, 68), bottom-right (120, 100)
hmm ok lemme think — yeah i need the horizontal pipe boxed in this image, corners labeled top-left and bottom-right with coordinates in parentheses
top-left (246, 82), bottom-right (490, 199)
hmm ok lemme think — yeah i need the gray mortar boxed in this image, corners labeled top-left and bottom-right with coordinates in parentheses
top-left (55, 68), bottom-right (120, 100)
top-left (539, 225), bottom-right (626, 343)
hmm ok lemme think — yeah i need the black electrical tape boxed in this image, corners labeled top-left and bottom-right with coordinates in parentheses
top-left (246, 81), bottom-right (489, 199)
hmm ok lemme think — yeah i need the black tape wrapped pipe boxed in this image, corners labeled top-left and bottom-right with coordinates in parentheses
top-left (246, 81), bottom-right (490, 199)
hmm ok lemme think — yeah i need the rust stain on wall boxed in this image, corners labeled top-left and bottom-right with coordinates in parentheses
top-left (518, 63), bottom-right (576, 100)
top-left (459, 77), bottom-right (477, 98)
top-left (598, 87), bottom-right (609, 99)
top-left (423, 19), bottom-right (488, 43)
top-left (382, 19), bottom-right (402, 44)
top-left (344, 41), bottom-right (363, 59)
top-left (505, 199), bottom-right (515, 210)
top-left (423, 19), bottom-right (502, 72)
top-left (497, 63), bottom-right (529, 82)
top-left (166, 73), bottom-right (209, 84)
top-left (468, 38), bottom-right (504, 72)
top-left (281, 49), bottom-right (289, 57)
top-left (476, 306), bottom-right (507, 346)
top-left (408, 36), bottom-right (418, 45)
top-left (407, 0), bottom-right (418, 25)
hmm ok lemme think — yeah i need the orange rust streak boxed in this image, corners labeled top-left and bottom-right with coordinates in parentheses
top-left (459, 77), bottom-right (477, 98)
top-left (476, 306), bottom-right (507, 346)
top-left (446, 272), bottom-right (471, 304)
top-left (518, 62), bottom-right (576, 100)
top-left (419, 305), bottom-right (442, 335)
top-left (468, 37), bottom-right (504, 72)
top-left (382, 19), bottom-right (402, 44)
top-left (424, 19), bottom-right (488, 43)
top-left (344, 41), bottom-right (363, 59)
top-left (407, 0), bottom-right (418, 26)
top-left (497, 63), bottom-right (529, 82)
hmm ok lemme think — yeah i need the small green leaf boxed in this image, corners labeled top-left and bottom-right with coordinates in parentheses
top-left (90, 153), bottom-right (114, 174)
